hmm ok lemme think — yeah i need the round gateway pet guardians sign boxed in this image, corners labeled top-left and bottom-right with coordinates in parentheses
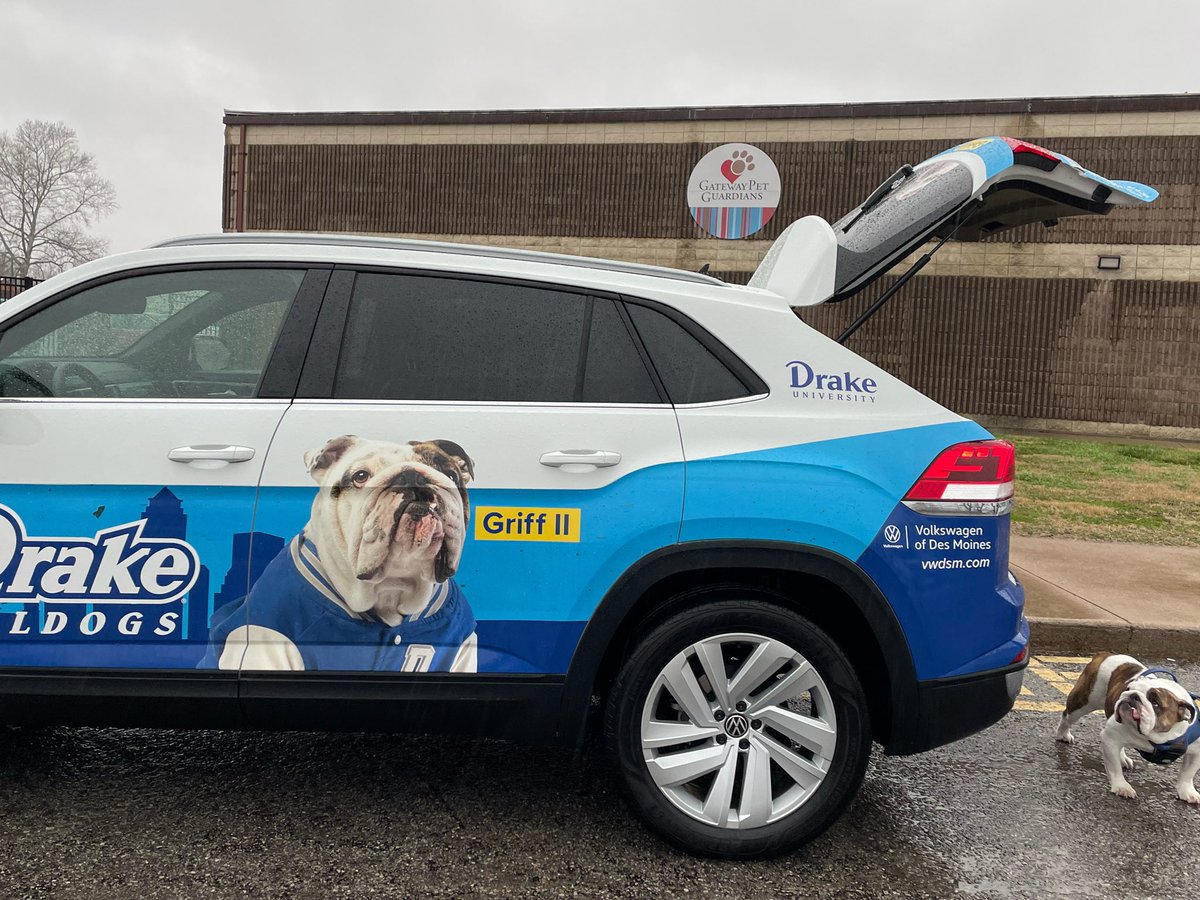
top-left (687, 142), bottom-right (781, 239)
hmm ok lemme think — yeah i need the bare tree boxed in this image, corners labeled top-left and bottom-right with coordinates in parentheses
top-left (0, 120), bottom-right (117, 278)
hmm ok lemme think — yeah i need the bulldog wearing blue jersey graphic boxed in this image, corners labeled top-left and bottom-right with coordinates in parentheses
top-left (206, 435), bottom-right (477, 672)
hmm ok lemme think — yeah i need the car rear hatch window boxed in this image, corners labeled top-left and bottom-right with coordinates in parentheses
top-left (827, 136), bottom-right (1158, 302)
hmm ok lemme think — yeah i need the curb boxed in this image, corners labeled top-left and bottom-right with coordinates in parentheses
top-left (1029, 617), bottom-right (1200, 662)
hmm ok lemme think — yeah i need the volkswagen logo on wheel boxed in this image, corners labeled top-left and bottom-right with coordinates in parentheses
top-left (724, 713), bottom-right (750, 739)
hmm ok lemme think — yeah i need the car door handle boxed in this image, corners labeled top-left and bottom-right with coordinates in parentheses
top-left (168, 445), bottom-right (256, 464)
top-left (539, 450), bottom-right (622, 469)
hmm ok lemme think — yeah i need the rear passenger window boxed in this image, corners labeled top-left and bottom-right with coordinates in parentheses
top-left (335, 274), bottom-right (586, 402)
top-left (332, 274), bottom-right (663, 404)
top-left (626, 304), bottom-right (750, 404)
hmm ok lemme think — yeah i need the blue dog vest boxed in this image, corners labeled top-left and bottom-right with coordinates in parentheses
top-left (1134, 667), bottom-right (1200, 765)
top-left (202, 534), bottom-right (476, 672)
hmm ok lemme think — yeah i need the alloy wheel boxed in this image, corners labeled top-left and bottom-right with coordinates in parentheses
top-left (639, 632), bottom-right (838, 829)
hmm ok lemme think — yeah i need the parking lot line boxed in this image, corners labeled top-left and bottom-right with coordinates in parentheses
top-left (1010, 656), bottom-right (1110, 715)
top-left (1027, 662), bottom-right (1075, 697)
top-left (1036, 656), bottom-right (1092, 664)
top-left (1013, 699), bottom-right (1063, 712)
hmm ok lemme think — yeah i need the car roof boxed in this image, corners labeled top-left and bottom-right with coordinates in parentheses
top-left (1, 233), bottom-right (793, 321)
top-left (151, 232), bottom-right (725, 286)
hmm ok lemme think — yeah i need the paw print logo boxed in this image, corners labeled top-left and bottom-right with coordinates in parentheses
top-left (719, 149), bottom-right (756, 183)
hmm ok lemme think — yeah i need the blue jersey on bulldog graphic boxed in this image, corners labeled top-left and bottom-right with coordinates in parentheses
top-left (203, 535), bottom-right (477, 672)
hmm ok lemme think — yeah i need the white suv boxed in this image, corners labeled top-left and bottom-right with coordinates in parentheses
top-left (0, 137), bottom-right (1156, 857)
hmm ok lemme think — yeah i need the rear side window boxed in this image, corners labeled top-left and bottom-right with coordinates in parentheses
top-left (581, 298), bottom-right (659, 403)
top-left (332, 274), bottom-right (661, 404)
top-left (335, 274), bottom-right (584, 402)
top-left (626, 304), bottom-right (750, 404)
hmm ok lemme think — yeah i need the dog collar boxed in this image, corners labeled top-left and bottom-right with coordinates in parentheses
top-left (1133, 667), bottom-right (1200, 765)
top-left (1139, 666), bottom-right (1180, 682)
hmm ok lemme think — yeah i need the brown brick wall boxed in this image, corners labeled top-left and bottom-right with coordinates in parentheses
top-left (224, 127), bottom-right (1200, 430)
top-left (800, 276), bottom-right (1200, 428)
top-left (236, 136), bottom-right (1200, 245)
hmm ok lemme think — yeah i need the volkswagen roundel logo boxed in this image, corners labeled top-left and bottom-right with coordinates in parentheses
top-left (724, 713), bottom-right (750, 738)
top-left (884, 525), bottom-right (902, 545)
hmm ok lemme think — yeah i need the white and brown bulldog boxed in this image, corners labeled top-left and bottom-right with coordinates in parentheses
top-left (206, 434), bottom-right (478, 672)
top-left (1056, 652), bottom-right (1200, 804)
top-left (302, 434), bottom-right (474, 622)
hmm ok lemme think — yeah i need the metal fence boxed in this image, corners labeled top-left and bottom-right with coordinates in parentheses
top-left (0, 276), bottom-right (42, 302)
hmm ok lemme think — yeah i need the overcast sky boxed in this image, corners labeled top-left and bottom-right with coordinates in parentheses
top-left (4, 0), bottom-right (1198, 257)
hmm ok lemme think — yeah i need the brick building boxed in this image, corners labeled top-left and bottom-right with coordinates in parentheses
top-left (222, 95), bottom-right (1200, 436)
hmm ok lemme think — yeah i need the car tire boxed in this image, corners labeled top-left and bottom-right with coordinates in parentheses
top-left (604, 593), bottom-right (872, 859)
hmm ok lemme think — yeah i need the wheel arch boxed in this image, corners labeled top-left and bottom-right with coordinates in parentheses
top-left (557, 540), bottom-right (919, 752)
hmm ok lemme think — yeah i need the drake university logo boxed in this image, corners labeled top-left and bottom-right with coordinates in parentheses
top-left (0, 504), bottom-right (200, 604)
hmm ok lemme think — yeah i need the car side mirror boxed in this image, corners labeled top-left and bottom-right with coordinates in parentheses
top-left (192, 334), bottom-right (232, 372)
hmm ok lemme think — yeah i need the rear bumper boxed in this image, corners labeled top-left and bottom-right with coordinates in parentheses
top-left (885, 657), bottom-right (1027, 755)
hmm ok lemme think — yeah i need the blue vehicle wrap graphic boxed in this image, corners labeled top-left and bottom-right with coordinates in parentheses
top-left (247, 473), bottom-right (682, 630)
top-left (0, 421), bottom-right (1023, 679)
top-left (0, 485), bottom-right (243, 668)
top-left (680, 420), bottom-right (990, 560)
top-left (201, 536), bottom-right (479, 672)
top-left (682, 420), bottom-right (1025, 680)
top-left (0, 477), bottom-right (658, 673)
top-left (943, 136), bottom-right (1014, 179)
top-left (856, 503), bottom-right (1026, 680)
top-left (937, 136), bottom-right (1158, 203)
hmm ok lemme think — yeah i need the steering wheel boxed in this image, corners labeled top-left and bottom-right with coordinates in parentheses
top-left (0, 363), bottom-right (53, 397)
top-left (51, 362), bottom-right (111, 398)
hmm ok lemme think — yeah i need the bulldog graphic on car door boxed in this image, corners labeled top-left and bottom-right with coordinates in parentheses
top-left (240, 270), bottom-right (686, 676)
top-left (204, 436), bottom-right (478, 672)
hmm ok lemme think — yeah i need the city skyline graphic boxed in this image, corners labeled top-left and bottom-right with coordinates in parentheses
top-left (139, 487), bottom-right (285, 647)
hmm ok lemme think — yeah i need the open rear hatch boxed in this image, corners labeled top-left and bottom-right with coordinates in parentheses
top-left (751, 136), bottom-right (1158, 311)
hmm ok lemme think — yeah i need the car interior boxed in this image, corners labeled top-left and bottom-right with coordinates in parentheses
top-left (0, 269), bottom-right (301, 399)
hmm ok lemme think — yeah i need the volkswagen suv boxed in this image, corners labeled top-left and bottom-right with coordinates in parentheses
top-left (0, 137), bottom-right (1156, 858)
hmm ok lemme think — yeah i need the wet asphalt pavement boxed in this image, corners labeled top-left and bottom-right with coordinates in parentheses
top-left (0, 657), bottom-right (1196, 900)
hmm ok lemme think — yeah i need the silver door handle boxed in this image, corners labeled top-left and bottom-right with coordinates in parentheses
top-left (168, 445), bottom-right (256, 463)
top-left (539, 449), bottom-right (621, 468)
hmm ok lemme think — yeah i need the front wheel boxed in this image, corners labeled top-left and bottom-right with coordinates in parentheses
top-left (604, 596), bottom-right (872, 859)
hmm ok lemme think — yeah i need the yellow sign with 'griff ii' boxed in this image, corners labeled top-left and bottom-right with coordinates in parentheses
top-left (473, 507), bottom-right (581, 543)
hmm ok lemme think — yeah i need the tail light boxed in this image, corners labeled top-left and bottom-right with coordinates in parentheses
top-left (903, 440), bottom-right (1015, 516)
top-left (1001, 137), bottom-right (1060, 171)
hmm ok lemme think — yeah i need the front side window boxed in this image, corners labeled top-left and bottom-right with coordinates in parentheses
top-left (0, 268), bottom-right (302, 399)
top-left (333, 274), bottom-right (661, 404)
